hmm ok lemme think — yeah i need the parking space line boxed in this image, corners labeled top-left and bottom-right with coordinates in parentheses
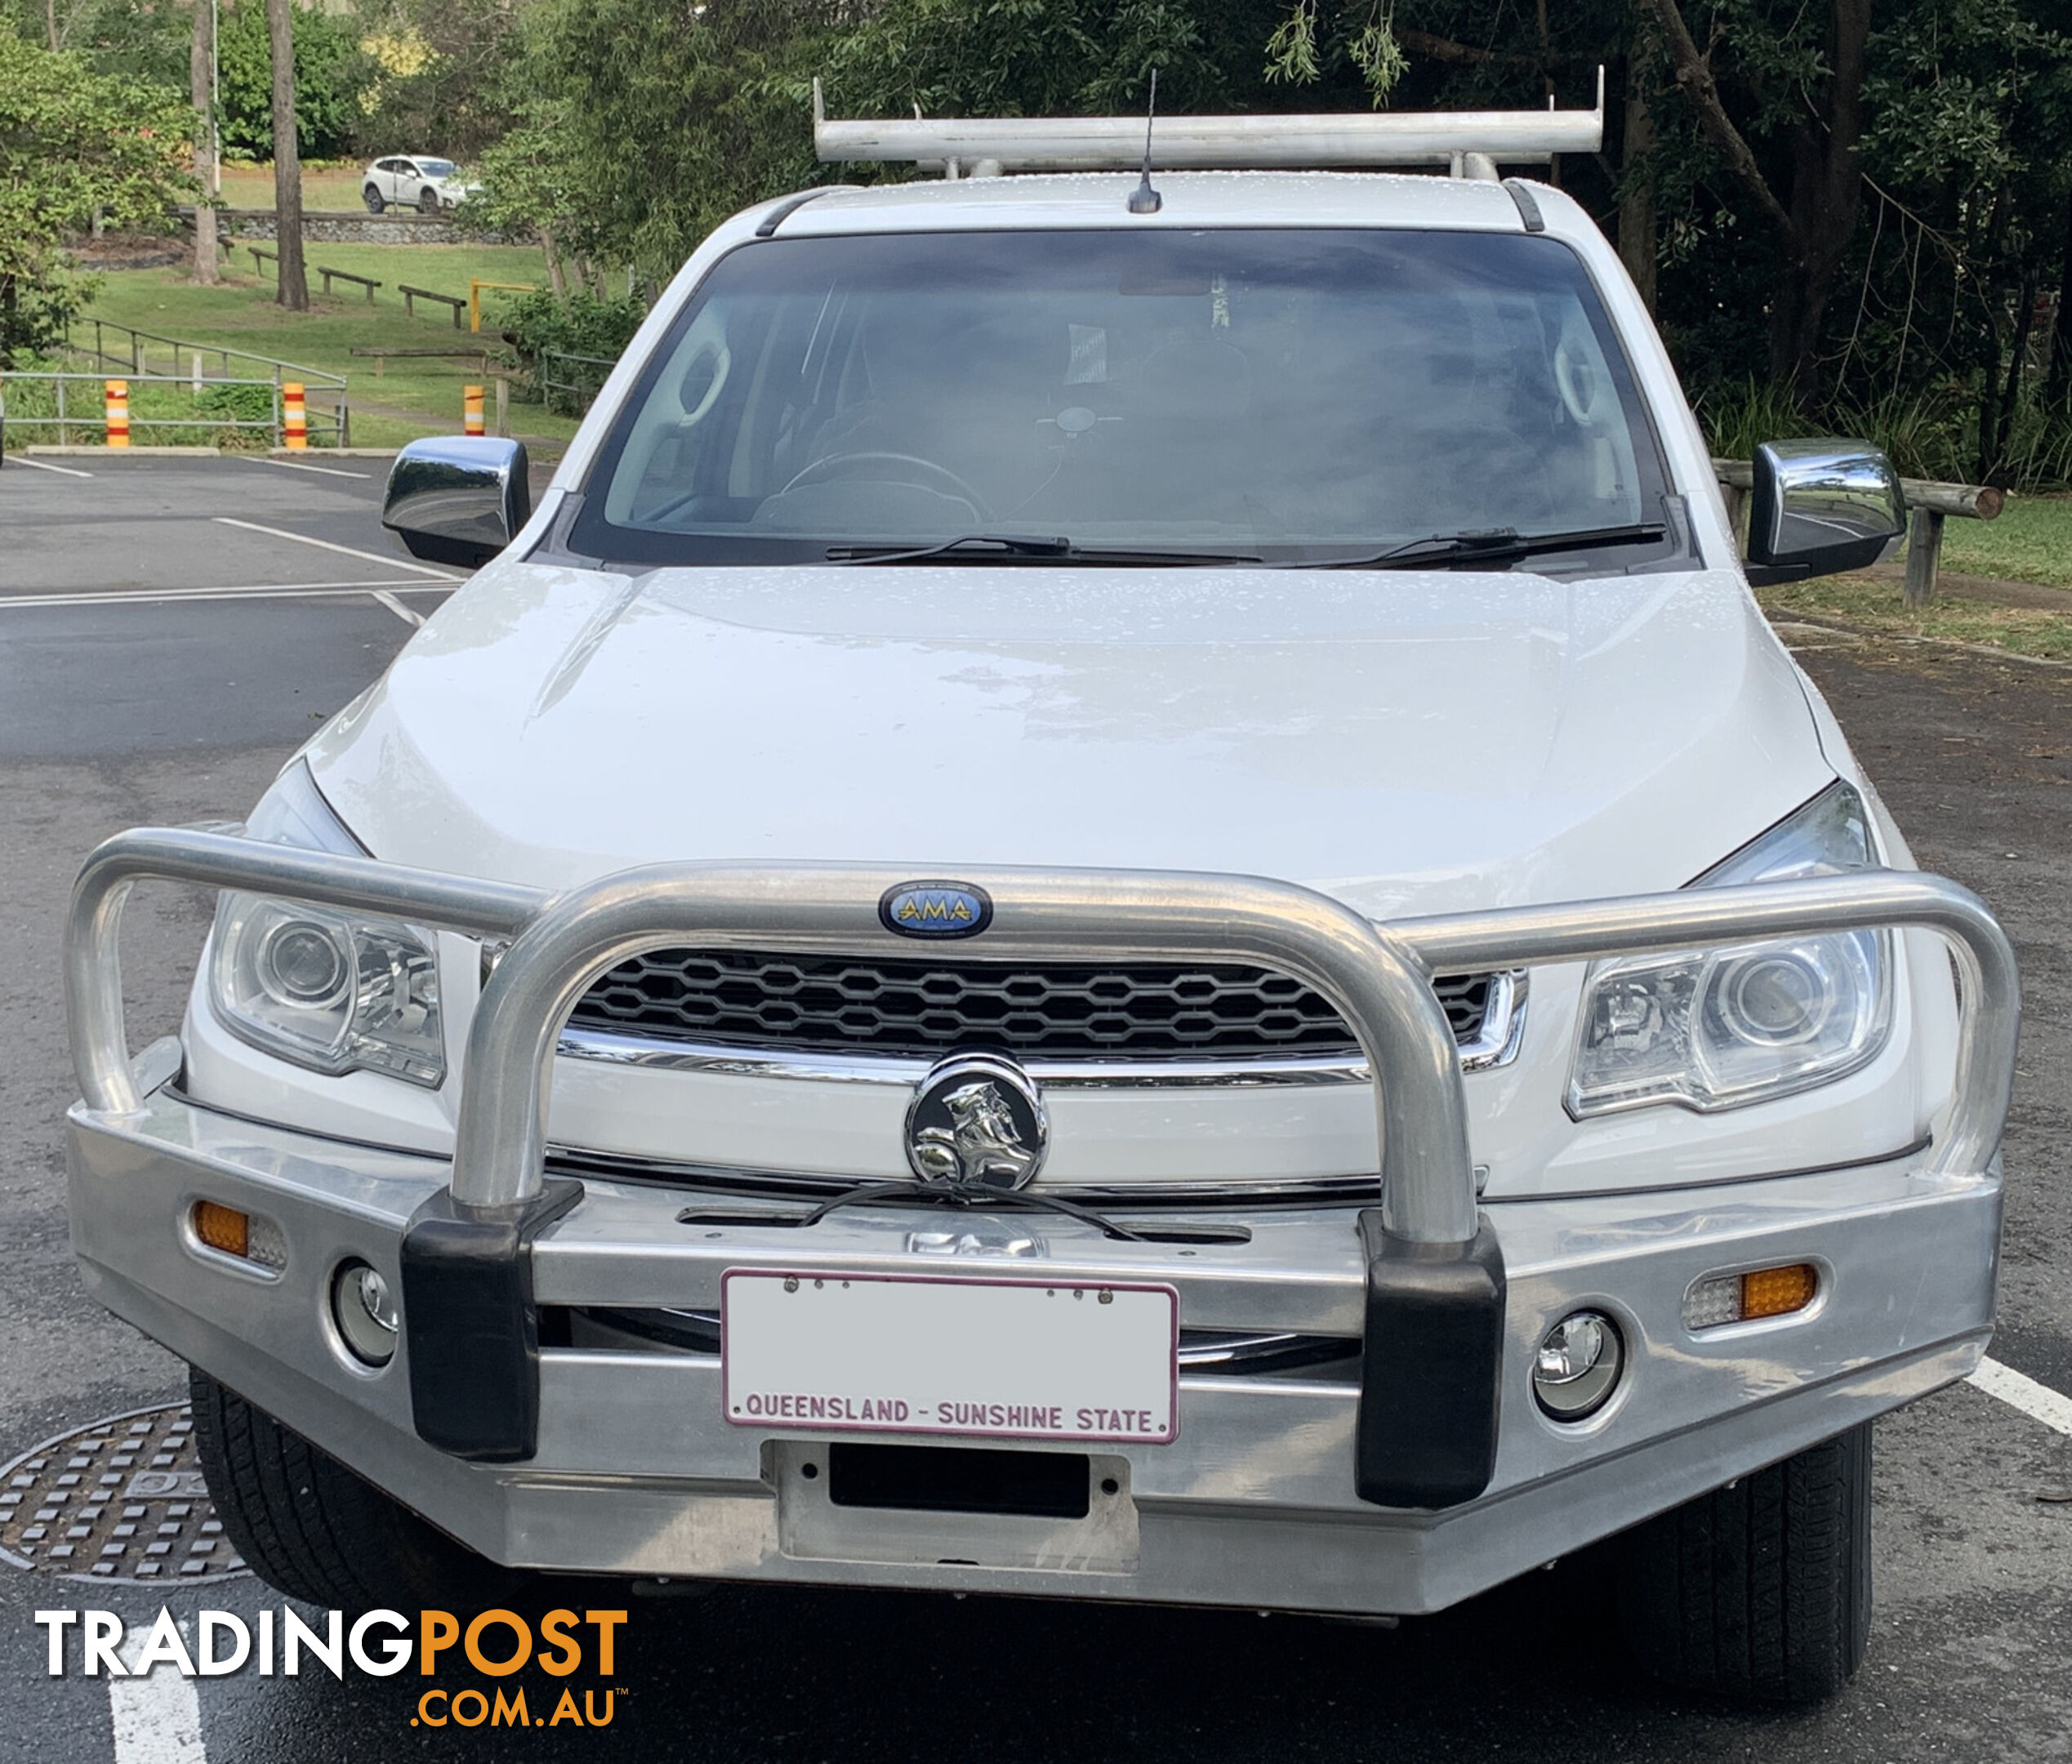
top-left (1971, 1355), bottom-right (2072, 1437)
top-left (372, 589), bottom-right (427, 626)
top-left (233, 455), bottom-right (372, 480)
top-left (5, 456), bottom-right (93, 478)
top-left (0, 581), bottom-right (452, 611)
top-left (109, 1620), bottom-right (206, 1764)
top-left (211, 516), bottom-right (462, 581)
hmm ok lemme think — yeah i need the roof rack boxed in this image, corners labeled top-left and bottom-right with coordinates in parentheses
top-left (812, 70), bottom-right (1602, 179)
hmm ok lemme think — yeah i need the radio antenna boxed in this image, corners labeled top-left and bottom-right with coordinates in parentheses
top-left (1127, 69), bottom-right (1162, 213)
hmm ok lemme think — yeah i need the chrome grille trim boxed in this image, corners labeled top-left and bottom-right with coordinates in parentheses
top-left (556, 969), bottom-right (1529, 1087)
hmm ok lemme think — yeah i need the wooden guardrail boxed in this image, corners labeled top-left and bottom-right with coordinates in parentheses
top-left (348, 346), bottom-right (497, 379)
top-left (246, 244), bottom-right (277, 275)
top-left (1713, 458), bottom-right (2005, 607)
top-left (316, 265), bottom-right (381, 305)
top-left (399, 283), bottom-right (467, 328)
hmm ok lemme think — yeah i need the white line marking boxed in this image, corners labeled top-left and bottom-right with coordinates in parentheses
top-left (372, 589), bottom-right (426, 626)
top-left (109, 1619), bottom-right (206, 1764)
top-left (1971, 1356), bottom-right (2072, 1437)
top-left (212, 515), bottom-right (462, 580)
top-left (6, 455), bottom-right (93, 478)
top-left (0, 581), bottom-right (452, 611)
top-left (234, 454), bottom-right (372, 479)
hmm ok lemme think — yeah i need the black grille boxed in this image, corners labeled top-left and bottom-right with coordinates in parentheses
top-left (567, 949), bottom-right (1495, 1062)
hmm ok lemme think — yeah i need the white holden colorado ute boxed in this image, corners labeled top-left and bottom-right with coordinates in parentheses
top-left (65, 90), bottom-right (2018, 1706)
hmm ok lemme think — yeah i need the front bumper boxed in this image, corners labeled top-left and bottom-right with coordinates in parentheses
top-left (70, 1071), bottom-right (1998, 1615)
top-left (62, 833), bottom-right (2017, 1615)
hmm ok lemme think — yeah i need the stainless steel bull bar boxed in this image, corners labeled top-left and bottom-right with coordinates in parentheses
top-left (69, 829), bottom-right (2018, 1236)
top-left (65, 828), bottom-right (2018, 1495)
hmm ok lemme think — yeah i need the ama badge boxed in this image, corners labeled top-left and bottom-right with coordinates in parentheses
top-left (880, 881), bottom-right (993, 940)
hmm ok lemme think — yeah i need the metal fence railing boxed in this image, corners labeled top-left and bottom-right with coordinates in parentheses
top-left (537, 350), bottom-right (617, 416)
top-left (0, 371), bottom-right (340, 450)
top-left (62, 318), bottom-right (350, 447)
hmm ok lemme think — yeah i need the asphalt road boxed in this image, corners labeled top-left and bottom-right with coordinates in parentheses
top-left (0, 457), bottom-right (2066, 1762)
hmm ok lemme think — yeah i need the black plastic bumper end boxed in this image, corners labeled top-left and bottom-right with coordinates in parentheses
top-left (1354, 1210), bottom-right (1505, 1510)
top-left (399, 1178), bottom-right (581, 1462)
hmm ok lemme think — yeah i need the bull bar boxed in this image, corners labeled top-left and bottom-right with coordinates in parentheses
top-left (65, 828), bottom-right (2019, 1517)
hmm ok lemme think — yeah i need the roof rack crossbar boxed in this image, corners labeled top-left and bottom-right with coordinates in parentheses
top-left (811, 71), bottom-right (1602, 174)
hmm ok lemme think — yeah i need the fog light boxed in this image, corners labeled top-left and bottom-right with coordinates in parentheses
top-left (1533, 1310), bottom-right (1622, 1420)
top-left (331, 1259), bottom-right (399, 1366)
top-left (1682, 1263), bottom-right (1819, 1330)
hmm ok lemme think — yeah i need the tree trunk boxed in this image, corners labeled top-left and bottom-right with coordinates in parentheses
top-left (190, 0), bottom-right (219, 287)
top-left (539, 225), bottom-right (568, 300)
top-left (2047, 185), bottom-right (2072, 412)
top-left (268, 0), bottom-right (308, 311)
top-left (1766, 0), bottom-right (1869, 399)
top-left (1986, 271), bottom-right (2037, 486)
top-left (1618, 30), bottom-right (1658, 313)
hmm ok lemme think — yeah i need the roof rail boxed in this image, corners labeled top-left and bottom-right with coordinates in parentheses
top-left (813, 71), bottom-right (1602, 177)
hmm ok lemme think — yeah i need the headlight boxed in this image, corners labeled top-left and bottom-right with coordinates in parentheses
top-left (1567, 782), bottom-right (1892, 1116)
top-left (206, 763), bottom-right (447, 1088)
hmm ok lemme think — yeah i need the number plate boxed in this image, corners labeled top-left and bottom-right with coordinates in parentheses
top-left (721, 1270), bottom-right (1179, 1444)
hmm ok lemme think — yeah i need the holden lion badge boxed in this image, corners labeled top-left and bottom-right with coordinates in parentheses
top-left (904, 1054), bottom-right (1049, 1191)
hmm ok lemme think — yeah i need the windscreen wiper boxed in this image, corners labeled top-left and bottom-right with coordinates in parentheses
top-left (1291, 522), bottom-right (1669, 571)
top-left (827, 534), bottom-right (1262, 566)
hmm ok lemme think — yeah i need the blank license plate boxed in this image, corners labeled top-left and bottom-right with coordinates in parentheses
top-left (721, 1270), bottom-right (1179, 1444)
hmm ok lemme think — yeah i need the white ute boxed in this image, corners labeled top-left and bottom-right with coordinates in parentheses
top-left (66, 91), bottom-right (2019, 1706)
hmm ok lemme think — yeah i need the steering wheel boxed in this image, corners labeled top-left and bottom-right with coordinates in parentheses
top-left (779, 451), bottom-right (990, 515)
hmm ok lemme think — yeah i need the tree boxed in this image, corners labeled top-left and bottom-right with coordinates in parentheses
top-left (0, 20), bottom-right (194, 365)
top-left (266, 0), bottom-right (305, 310)
top-left (1636, 0), bottom-right (1868, 397)
top-left (189, 0), bottom-right (217, 285)
top-left (216, 0), bottom-right (370, 160)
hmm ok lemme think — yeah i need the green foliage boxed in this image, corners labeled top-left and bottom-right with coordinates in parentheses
top-left (217, 0), bottom-right (372, 160)
top-left (1264, 2), bottom-right (1405, 101)
top-left (0, 0), bottom-right (191, 90)
top-left (351, 0), bottom-right (528, 161)
top-left (0, 20), bottom-right (194, 365)
top-left (1696, 376), bottom-right (2072, 489)
top-left (491, 287), bottom-right (643, 412)
top-left (492, 286), bottom-right (641, 363)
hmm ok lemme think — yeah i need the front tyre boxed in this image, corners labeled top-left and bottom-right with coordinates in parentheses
top-left (1616, 1422), bottom-right (1872, 1704)
top-left (189, 1365), bottom-right (518, 1610)
top-left (418, 186), bottom-right (441, 215)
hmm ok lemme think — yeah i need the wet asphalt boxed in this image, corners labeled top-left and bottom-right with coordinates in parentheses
top-left (0, 456), bottom-right (2065, 1762)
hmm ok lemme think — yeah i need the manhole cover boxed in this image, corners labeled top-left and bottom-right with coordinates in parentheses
top-left (0, 1403), bottom-right (247, 1584)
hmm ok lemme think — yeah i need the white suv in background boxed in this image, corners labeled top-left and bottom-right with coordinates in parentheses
top-left (362, 154), bottom-right (473, 214)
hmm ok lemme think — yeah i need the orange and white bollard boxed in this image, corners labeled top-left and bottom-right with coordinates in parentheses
top-left (282, 381), bottom-right (308, 449)
top-left (105, 379), bottom-right (130, 448)
top-left (463, 384), bottom-right (485, 437)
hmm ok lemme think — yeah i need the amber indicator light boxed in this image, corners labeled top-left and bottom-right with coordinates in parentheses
top-left (1740, 1263), bottom-right (1818, 1320)
top-left (193, 1200), bottom-right (251, 1259)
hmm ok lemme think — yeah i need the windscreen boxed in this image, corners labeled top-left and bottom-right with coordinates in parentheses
top-left (415, 158), bottom-right (457, 177)
top-left (574, 227), bottom-right (1668, 566)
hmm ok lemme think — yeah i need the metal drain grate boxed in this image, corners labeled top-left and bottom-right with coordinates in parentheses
top-left (0, 1402), bottom-right (247, 1584)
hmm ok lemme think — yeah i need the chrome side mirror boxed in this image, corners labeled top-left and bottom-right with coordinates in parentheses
top-left (1745, 439), bottom-right (1904, 585)
top-left (381, 437), bottom-right (531, 568)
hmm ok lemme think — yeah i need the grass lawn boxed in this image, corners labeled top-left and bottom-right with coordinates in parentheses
top-left (1758, 577), bottom-right (2072, 663)
top-left (217, 162), bottom-right (381, 212)
top-left (1755, 491), bottom-right (2072, 663)
top-left (82, 247), bottom-right (577, 452)
top-left (1936, 493), bottom-right (2072, 588)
